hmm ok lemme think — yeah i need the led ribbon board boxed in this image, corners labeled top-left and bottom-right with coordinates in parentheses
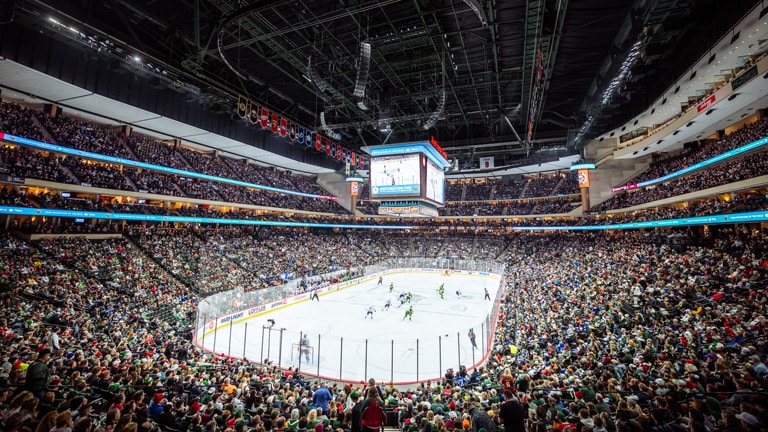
top-left (0, 133), bottom-right (336, 200)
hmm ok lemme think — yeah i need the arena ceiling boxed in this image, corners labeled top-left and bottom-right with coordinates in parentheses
top-left (8, 0), bottom-right (762, 167)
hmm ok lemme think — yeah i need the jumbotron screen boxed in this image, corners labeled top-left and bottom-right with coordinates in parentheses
top-left (369, 153), bottom-right (422, 198)
top-left (424, 158), bottom-right (445, 206)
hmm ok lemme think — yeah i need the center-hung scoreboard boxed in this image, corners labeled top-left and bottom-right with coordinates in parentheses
top-left (361, 139), bottom-right (449, 217)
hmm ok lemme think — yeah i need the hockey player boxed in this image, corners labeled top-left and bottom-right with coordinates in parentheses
top-left (455, 288), bottom-right (462, 299)
top-left (389, 282), bottom-right (394, 293)
top-left (300, 333), bottom-right (311, 362)
top-left (398, 292), bottom-right (407, 307)
top-left (438, 284), bottom-right (445, 299)
top-left (403, 305), bottom-right (414, 321)
top-left (365, 306), bottom-right (376, 319)
top-left (468, 328), bottom-right (477, 349)
top-left (378, 276), bottom-right (383, 286)
top-left (406, 292), bottom-right (413, 303)
top-left (484, 287), bottom-right (491, 300)
top-left (383, 298), bottom-right (392, 311)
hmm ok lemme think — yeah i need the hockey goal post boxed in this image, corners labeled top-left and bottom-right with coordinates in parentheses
top-left (291, 344), bottom-right (315, 364)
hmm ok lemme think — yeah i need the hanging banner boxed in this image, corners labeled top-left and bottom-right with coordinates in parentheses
top-left (280, 118), bottom-right (287, 137)
top-left (315, 133), bottom-right (322, 151)
top-left (297, 126), bottom-right (305, 143)
top-left (260, 108), bottom-right (269, 129)
top-left (577, 169), bottom-right (591, 188)
top-left (479, 156), bottom-right (494, 169)
top-left (237, 95), bottom-right (248, 118)
top-left (271, 113), bottom-right (279, 133)
top-left (249, 103), bottom-right (259, 125)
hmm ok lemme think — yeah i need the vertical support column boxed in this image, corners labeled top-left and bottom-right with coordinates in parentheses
top-left (416, 338), bottom-right (419, 382)
top-left (580, 187), bottom-right (590, 212)
top-left (391, 340), bottom-right (394, 384)
top-left (212, 322), bottom-right (219, 355)
top-left (339, 337), bottom-right (343, 380)
top-left (227, 321), bottom-right (233, 357)
top-left (457, 332), bottom-right (461, 370)
top-left (347, 176), bottom-right (363, 215)
top-left (43, 103), bottom-right (61, 118)
top-left (317, 334), bottom-right (321, 376)
top-left (261, 326), bottom-right (266, 361)
top-left (571, 164), bottom-right (595, 212)
top-left (438, 335), bottom-right (442, 380)
top-left (121, 124), bottom-right (132, 138)
top-left (243, 323), bottom-right (248, 360)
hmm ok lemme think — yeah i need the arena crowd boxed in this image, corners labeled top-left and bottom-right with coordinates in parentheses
top-left (0, 224), bottom-right (765, 432)
top-left (0, 100), bottom-right (768, 432)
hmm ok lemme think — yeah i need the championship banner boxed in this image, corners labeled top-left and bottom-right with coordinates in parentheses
top-left (249, 103), bottom-right (259, 125)
top-left (270, 113), bottom-right (279, 133)
top-left (305, 131), bottom-right (312, 147)
top-left (279, 118), bottom-right (287, 137)
top-left (331, 143), bottom-right (337, 158)
top-left (237, 95), bottom-right (248, 118)
top-left (351, 151), bottom-right (356, 166)
top-left (358, 156), bottom-right (365, 169)
top-left (260, 107), bottom-right (269, 129)
top-left (336, 146), bottom-right (343, 160)
top-left (289, 123), bottom-right (296, 141)
top-left (297, 126), bottom-right (305, 143)
top-left (325, 139), bottom-right (332, 155)
top-left (346, 149), bottom-right (352, 163)
top-left (315, 133), bottom-right (322, 151)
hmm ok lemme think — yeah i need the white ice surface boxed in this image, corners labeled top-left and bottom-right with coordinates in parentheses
top-left (198, 271), bottom-right (500, 383)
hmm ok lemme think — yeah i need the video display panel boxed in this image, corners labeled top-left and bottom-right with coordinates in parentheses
top-left (424, 158), bottom-right (445, 205)
top-left (369, 153), bottom-right (421, 198)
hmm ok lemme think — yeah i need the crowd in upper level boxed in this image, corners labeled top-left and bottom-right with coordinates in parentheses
top-left (631, 119), bottom-right (768, 186)
top-left (439, 174), bottom-right (579, 206)
top-left (0, 102), bottom-right (346, 215)
top-left (595, 150), bottom-right (768, 212)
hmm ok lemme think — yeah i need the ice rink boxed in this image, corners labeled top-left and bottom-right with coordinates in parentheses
top-left (198, 270), bottom-right (501, 383)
